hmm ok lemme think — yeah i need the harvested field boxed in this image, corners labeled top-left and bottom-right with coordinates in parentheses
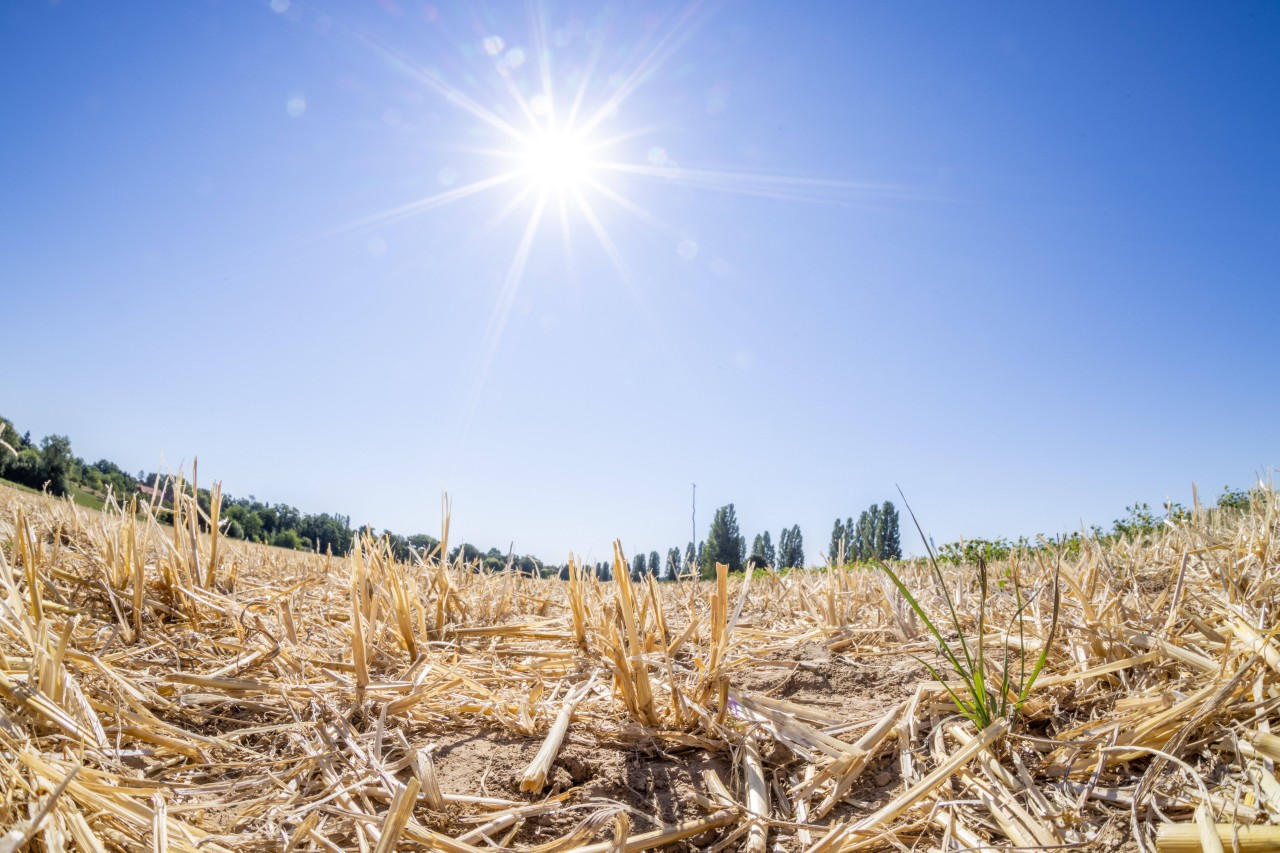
top-left (1, 480), bottom-right (1279, 852)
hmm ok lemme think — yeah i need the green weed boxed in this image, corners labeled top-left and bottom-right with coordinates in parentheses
top-left (875, 496), bottom-right (1059, 730)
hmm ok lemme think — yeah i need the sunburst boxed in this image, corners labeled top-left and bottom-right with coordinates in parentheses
top-left (312, 3), bottom-right (913, 423)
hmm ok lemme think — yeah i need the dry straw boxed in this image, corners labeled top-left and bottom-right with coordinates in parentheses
top-left (0, 477), bottom-right (1278, 851)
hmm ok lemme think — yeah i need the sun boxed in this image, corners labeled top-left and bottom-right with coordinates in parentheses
top-left (520, 128), bottom-right (592, 192)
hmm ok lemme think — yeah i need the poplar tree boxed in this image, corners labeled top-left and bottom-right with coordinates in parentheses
top-left (871, 505), bottom-right (886, 561)
top-left (702, 503), bottom-right (746, 576)
top-left (880, 501), bottom-right (902, 559)
top-left (750, 531), bottom-right (776, 567)
top-left (778, 524), bottom-right (804, 569)
top-left (854, 504), bottom-right (880, 561)
top-left (828, 518), bottom-right (847, 565)
top-left (790, 525), bottom-right (805, 568)
top-left (667, 547), bottom-right (682, 578)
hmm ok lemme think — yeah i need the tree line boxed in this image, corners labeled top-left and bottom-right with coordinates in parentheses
top-left (827, 502), bottom-right (902, 565)
top-left (670, 501), bottom-right (902, 579)
top-left (0, 413), bottom-right (461, 564)
top-left (0, 420), bottom-right (74, 498)
top-left (14, 410), bottom-right (1230, 578)
top-left (0, 412), bottom-right (909, 580)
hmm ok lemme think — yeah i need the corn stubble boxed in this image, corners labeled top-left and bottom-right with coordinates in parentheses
top-left (0, 480), bottom-right (1278, 852)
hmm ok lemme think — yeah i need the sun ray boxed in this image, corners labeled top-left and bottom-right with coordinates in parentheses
top-left (529, 0), bottom-right (558, 126)
top-left (569, 187), bottom-right (696, 396)
top-left (554, 190), bottom-right (577, 290)
top-left (563, 17), bottom-right (606, 130)
top-left (582, 176), bottom-right (681, 239)
top-left (582, 113), bottom-right (704, 153)
top-left (320, 171), bottom-right (525, 242)
top-left (165, 170), bottom-right (525, 294)
top-left (592, 162), bottom-right (930, 206)
top-left (345, 24), bottom-right (531, 146)
top-left (569, 187), bottom-right (633, 293)
top-left (461, 191), bottom-right (550, 432)
top-left (449, 181), bottom-right (544, 265)
top-left (577, 1), bottom-right (716, 137)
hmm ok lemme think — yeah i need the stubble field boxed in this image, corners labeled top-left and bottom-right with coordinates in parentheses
top-left (1, 480), bottom-right (1278, 852)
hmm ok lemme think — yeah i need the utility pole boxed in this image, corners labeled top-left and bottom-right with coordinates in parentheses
top-left (691, 483), bottom-right (697, 550)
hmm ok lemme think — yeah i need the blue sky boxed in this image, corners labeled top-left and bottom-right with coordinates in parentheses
top-left (2, 1), bottom-right (1277, 564)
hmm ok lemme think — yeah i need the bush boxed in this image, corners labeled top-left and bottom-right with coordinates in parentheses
top-left (6, 448), bottom-right (45, 490)
top-left (271, 529), bottom-right (304, 550)
top-left (1217, 486), bottom-right (1252, 512)
top-left (938, 537), bottom-right (1013, 565)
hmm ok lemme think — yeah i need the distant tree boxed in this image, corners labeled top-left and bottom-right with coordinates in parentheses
top-left (482, 547), bottom-right (505, 572)
top-left (300, 512), bottom-right (354, 556)
top-left (787, 524), bottom-right (804, 568)
top-left (257, 505), bottom-right (280, 536)
top-left (684, 542), bottom-right (696, 575)
top-left (240, 509), bottom-right (264, 542)
top-left (632, 553), bottom-right (647, 579)
top-left (871, 504), bottom-right (887, 560)
top-left (407, 534), bottom-right (441, 559)
top-left (853, 505), bottom-right (879, 562)
top-left (648, 550), bottom-right (660, 578)
top-left (776, 526), bottom-right (804, 569)
top-left (383, 532), bottom-right (412, 562)
top-left (879, 501), bottom-right (901, 559)
top-left (760, 530), bottom-right (776, 567)
top-left (275, 503), bottom-right (302, 533)
top-left (80, 466), bottom-right (102, 490)
top-left (666, 547), bottom-right (682, 579)
top-left (36, 434), bottom-right (74, 496)
top-left (702, 503), bottom-right (746, 576)
top-left (222, 505), bottom-right (246, 538)
top-left (828, 518), bottom-right (847, 565)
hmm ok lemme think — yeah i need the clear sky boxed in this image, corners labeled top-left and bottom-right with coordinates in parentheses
top-left (3, 1), bottom-right (1277, 564)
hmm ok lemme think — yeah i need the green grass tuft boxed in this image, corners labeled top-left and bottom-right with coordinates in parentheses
top-left (875, 494), bottom-right (1060, 730)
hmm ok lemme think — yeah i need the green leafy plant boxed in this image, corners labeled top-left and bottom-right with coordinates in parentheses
top-left (875, 495), bottom-right (1060, 730)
